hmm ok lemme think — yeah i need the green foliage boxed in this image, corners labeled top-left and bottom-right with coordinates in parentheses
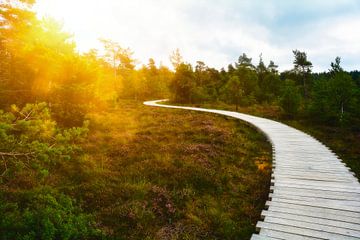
top-left (328, 72), bottom-right (357, 120)
top-left (292, 50), bottom-right (313, 98)
top-left (236, 53), bottom-right (255, 69)
top-left (190, 86), bottom-right (211, 103)
top-left (235, 66), bottom-right (259, 98)
top-left (310, 71), bottom-right (358, 124)
top-left (330, 57), bottom-right (343, 73)
top-left (1, 3), bottom-right (175, 126)
top-left (221, 75), bottom-right (243, 110)
top-left (170, 61), bottom-right (225, 104)
top-left (293, 50), bottom-right (313, 73)
top-left (139, 59), bottom-right (173, 99)
top-left (260, 73), bottom-right (281, 102)
top-left (0, 189), bottom-right (100, 240)
top-left (256, 57), bottom-right (281, 103)
top-left (280, 80), bottom-right (302, 117)
top-left (166, 50), bottom-right (358, 129)
top-left (171, 63), bottom-right (195, 103)
top-left (0, 102), bottom-right (88, 184)
top-left (0, 103), bottom-right (100, 239)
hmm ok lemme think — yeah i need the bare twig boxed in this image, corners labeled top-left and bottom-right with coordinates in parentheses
top-left (23, 109), bottom-right (33, 121)
top-left (0, 151), bottom-right (35, 157)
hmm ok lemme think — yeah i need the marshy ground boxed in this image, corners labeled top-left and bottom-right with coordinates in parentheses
top-left (74, 100), bottom-right (272, 239)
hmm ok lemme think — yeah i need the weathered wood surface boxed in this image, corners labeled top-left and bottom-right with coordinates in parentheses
top-left (144, 100), bottom-right (360, 240)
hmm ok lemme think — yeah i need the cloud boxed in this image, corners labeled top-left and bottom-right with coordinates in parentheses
top-left (35, 0), bottom-right (360, 71)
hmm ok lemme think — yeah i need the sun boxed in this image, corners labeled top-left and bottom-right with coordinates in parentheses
top-left (34, 0), bottom-right (102, 52)
top-left (35, 0), bottom-right (86, 27)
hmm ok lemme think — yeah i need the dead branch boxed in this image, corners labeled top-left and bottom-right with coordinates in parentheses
top-left (0, 151), bottom-right (35, 157)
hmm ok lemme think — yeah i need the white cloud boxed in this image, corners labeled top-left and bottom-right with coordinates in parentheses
top-left (34, 0), bottom-right (360, 71)
top-left (275, 14), bottom-right (360, 71)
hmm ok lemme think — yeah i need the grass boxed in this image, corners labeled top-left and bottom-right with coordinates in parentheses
top-left (65, 100), bottom-right (272, 239)
top-left (180, 101), bottom-right (360, 180)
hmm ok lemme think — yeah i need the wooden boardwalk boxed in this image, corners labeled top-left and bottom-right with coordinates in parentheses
top-left (144, 100), bottom-right (360, 240)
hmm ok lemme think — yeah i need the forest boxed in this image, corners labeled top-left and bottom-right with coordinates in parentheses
top-left (1, 0), bottom-right (359, 239)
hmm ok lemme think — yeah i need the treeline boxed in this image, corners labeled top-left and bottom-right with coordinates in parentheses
top-left (0, 0), bottom-right (172, 127)
top-left (170, 52), bottom-right (360, 127)
top-left (4, 1), bottom-right (358, 130)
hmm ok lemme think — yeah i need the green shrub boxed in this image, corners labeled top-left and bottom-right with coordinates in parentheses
top-left (0, 102), bottom-right (89, 185)
top-left (0, 189), bottom-right (101, 240)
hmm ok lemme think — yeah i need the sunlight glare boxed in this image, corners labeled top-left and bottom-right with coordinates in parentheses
top-left (35, 0), bottom-right (104, 52)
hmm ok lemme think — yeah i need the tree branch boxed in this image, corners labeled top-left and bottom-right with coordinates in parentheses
top-left (0, 151), bottom-right (35, 157)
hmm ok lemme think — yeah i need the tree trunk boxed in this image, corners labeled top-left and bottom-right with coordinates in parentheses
top-left (302, 70), bottom-right (307, 99)
top-left (236, 97), bottom-right (238, 111)
top-left (340, 102), bottom-right (344, 122)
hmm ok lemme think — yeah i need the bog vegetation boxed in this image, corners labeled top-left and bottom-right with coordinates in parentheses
top-left (0, 0), bottom-right (359, 239)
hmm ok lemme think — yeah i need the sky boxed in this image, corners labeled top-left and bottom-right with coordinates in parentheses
top-left (34, 0), bottom-right (360, 72)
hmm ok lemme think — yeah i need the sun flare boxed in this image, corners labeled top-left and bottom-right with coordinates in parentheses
top-left (35, 0), bottom-right (103, 51)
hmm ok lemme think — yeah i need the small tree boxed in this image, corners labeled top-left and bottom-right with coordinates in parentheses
top-left (236, 53), bottom-right (255, 69)
top-left (330, 56), bottom-right (343, 74)
top-left (268, 60), bottom-right (279, 74)
top-left (280, 80), bottom-right (302, 117)
top-left (293, 50), bottom-right (312, 98)
top-left (170, 63), bottom-right (194, 103)
top-left (223, 75), bottom-right (243, 111)
top-left (329, 72), bottom-right (356, 122)
top-left (169, 48), bottom-right (183, 69)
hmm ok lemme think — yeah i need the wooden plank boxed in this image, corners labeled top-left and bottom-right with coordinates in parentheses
top-left (273, 161), bottom-right (347, 167)
top-left (273, 176), bottom-right (356, 184)
top-left (272, 175), bottom-right (356, 183)
top-left (274, 162), bottom-right (345, 167)
top-left (274, 159), bottom-right (344, 164)
top-left (270, 193), bottom-right (360, 206)
top-left (272, 179), bottom-right (360, 189)
top-left (266, 201), bottom-right (360, 219)
top-left (271, 186), bottom-right (360, 201)
top-left (258, 229), bottom-right (322, 240)
top-left (272, 164), bottom-right (350, 171)
top-left (271, 183), bottom-right (360, 193)
top-left (250, 234), bottom-right (282, 240)
top-left (273, 169), bottom-right (357, 178)
top-left (267, 205), bottom-right (360, 224)
top-left (262, 216), bottom-right (360, 238)
top-left (283, 157), bottom-right (346, 163)
top-left (273, 167), bottom-right (355, 175)
top-left (262, 210), bottom-right (360, 231)
top-left (268, 198), bottom-right (360, 213)
top-left (269, 192), bottom-right (360, 203)
top-left (257, 222), bottom-right (359, 240)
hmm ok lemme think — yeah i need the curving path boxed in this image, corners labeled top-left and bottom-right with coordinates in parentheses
top-left (144, 100), bottom-right (360, 240)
